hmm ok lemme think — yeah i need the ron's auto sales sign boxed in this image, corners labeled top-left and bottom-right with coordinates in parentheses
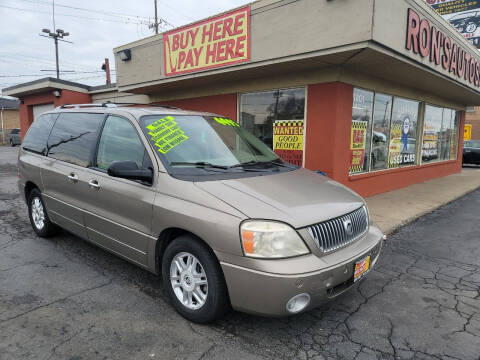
top-left (163, 6), bottom-right (250, 76)
top-left (406, 8), bottom-right (480, 87)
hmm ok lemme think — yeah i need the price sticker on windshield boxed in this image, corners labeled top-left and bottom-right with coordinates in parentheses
top-left (213, 117), bottom-right (240, 127)
top-left (146, 116), bottom-right (189, 154)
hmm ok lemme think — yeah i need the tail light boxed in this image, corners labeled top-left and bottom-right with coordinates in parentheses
top-left (17, 163), bottom-right (21, 179)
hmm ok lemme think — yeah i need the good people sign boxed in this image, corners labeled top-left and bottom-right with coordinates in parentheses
top-left (163, 7), bottom-right (250, 76)
top-left (406, 8), bottom-right (480, 87)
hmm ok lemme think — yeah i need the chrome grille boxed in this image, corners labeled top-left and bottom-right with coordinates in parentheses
top-left (307, 206), bottom-right (368, 253)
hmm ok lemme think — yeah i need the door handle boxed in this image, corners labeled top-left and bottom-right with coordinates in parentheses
top-left (67, 173), bottom-right (78, 183)
top-left (88, 179), bottom-right (100, 190)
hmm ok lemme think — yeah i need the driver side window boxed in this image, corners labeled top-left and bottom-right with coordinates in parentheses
top-left (96, 115), bottom-right (147, 171)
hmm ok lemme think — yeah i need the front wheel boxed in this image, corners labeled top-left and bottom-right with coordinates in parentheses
top-left (10, 139), bottom-right (14, 147)
top-left (28, 188), bottom-right (59, 237)
top-left (162, 235), bottom-right (229, 323)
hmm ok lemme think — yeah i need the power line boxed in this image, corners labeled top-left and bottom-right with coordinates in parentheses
top-left (0, 5), bottom-right (151, 25)
top-left (0, 71), bottom-right (116, 78)
top-left (17, 0), bottom-right (152, 21)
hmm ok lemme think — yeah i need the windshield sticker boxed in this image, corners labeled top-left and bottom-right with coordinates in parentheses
top-left (146, 116), bottom-right (189, 154)
top-left (213, 117), bottom-right (240, 127)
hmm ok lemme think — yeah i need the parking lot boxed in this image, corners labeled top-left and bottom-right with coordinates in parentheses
top-left (1, 146), bottom-right (479, 360)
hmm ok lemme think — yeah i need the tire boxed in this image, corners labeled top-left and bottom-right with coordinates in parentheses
top-left (28, 188), bottom-right (59, 237)
top-left (162, 235), bottom-right (229, 323)
top-left (10, 139), bottom-right (14, 147)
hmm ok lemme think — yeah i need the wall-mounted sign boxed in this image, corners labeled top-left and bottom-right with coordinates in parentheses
top-left (464, 123), bottom-right (472, 140)
top-left (273, 120), bottom-right (303, 166)
top-left (349, 120), bottom-right (367, 173)
top-left (426, 0), bottom-right (480, 48)
top-left (163, 6), bottom-right (250, 76)
top-left (406, 8), bottom-right (480, 87)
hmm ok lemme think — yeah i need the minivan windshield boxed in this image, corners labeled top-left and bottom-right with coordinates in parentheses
top-left (140, 115), bottom-right (294, 176)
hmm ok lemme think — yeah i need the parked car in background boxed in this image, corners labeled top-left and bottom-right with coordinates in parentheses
top-left (463, 140), bottom-right (480, 165)
top-left (18, 104), bottom-right (384, 323)
top-left (8, 128), bottom-right (21, 146)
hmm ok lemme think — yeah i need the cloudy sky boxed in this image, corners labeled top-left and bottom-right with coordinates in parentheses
top-left (0, 0), bottom-right (252, 93)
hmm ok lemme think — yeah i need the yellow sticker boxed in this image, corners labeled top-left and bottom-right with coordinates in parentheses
top-left (214, 117), bottom-right (240, 127)
top-left (146, 116), bottom-right (188, 154)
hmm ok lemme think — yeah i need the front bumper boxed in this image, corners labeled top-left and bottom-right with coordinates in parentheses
top-left (220, 225), bottom-right (383, 317)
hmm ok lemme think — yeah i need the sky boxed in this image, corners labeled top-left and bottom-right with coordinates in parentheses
top-left (0, 0), bottom-right (252, 94)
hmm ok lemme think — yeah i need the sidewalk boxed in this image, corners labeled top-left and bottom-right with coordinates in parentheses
top-left (366, 167), bottom-right (480, 235)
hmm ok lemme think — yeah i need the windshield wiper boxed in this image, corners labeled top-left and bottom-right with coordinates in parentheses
top-left (228, 159), bottom-right (296, 169)
top-left (170, 161), bottom-right (230, 170)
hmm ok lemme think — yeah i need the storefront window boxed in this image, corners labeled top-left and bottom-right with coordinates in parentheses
top-left (388, 98), bottom-right (419, 168)
top-left (239, 87), bottom-right (305, 166)
top-left (349, 88), bottom-right (373, 173)
top-left (422, 105), bottom-right (443, 163)
top-left (422, 106), bottom-right (460, 163)
top-left (371, 93), bottom-right (392, 170)
top-left (450, 112), bottom-right (460, 160)
top-left (350, 87), bottom-right (460, 175)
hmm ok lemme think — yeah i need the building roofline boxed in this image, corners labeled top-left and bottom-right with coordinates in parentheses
top-left (2, 78), bottom-right (118, 97)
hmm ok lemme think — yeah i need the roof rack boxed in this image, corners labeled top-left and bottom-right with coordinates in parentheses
top-left (56, 102), bottom-right (179, 110)
top-left (56, 102), bottom-right (117, 110)
top-left (110, 102), bottom-right (180, 109)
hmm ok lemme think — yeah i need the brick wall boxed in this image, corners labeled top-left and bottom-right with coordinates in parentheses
top-left (465, 107), bottom-right (480, 140)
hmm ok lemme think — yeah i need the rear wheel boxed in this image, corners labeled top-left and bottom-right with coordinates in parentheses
top-left (28, 188), bottom-right (59, 237)
top-left (10, 139), bottom-right (14, 147)
top-left (162, 235), bottom-right (229, 323)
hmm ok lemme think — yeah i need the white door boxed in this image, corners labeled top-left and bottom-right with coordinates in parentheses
top-left (33, 103), bottom-right (54, 121)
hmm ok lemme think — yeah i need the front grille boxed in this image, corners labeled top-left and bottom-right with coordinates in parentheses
top-left (307, 206), bottom-right (368, 253)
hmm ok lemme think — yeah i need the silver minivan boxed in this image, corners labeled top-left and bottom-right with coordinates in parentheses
top-left (18, 104), bottom-right (384, 323)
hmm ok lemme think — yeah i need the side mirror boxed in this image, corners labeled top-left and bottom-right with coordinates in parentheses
top-left (107, 161), bottom-right (153, 183)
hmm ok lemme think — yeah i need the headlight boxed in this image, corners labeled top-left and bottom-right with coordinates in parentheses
top-left (240, 221), bottom-right (310, 258)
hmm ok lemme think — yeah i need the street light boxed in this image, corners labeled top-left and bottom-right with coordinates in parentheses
top-left (39, 28), bottom-right (71, 79)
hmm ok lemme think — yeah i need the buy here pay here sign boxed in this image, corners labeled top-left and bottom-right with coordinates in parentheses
top-left (163, 7), bottom-right (250, 76)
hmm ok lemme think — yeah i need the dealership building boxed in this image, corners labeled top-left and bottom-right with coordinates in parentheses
top-left (4, 0), bottom-right (480, 197)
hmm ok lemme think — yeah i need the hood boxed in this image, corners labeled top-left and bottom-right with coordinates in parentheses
top-left (195, 168), bottom-right (365, 228)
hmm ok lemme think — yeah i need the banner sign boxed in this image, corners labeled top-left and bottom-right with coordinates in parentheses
top-left (273, 120), bottom-right (303, 166)
top-left (163, 6), bottom-right (250, 76)
top-left (349, 120), bottom-right (367, 173)
top-left (426, 0), bottom-right (480, 48)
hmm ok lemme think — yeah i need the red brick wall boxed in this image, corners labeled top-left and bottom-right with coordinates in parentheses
top-left (465, 107), bottom-right (480, 140)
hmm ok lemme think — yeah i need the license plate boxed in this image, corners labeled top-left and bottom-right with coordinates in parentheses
top-left (354, 256), bottom-right (371, 282)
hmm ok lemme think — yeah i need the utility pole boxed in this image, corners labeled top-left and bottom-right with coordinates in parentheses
top-left (101, 58), bottom-right (111, 85)
top-left (154, 0), bottom-right (159, 34)
top-left (40, 28), bottom-right (70, 79)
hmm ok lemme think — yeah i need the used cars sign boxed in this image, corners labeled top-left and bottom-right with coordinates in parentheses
top-left (163, 6), bottom-right (250, 76)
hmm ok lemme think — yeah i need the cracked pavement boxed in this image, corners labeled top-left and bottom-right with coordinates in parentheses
top-left (1, 146), bottom-right (479, 360)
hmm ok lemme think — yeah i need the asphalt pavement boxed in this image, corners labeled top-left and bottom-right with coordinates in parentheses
top-left (1, 146), bottom-right (479, 360)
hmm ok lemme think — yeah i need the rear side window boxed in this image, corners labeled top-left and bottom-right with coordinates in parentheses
top-left (47, 113), bottom-right (104, 167)
top-left (96, 115), bottom-right (146, 171)
top-left (22, 114), bottom-right (57, 154)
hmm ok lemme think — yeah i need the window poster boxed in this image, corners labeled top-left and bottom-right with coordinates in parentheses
top-left (350, 120), bottom-right (368, 173)
top-left (273, 120), bottom-right (304, 166)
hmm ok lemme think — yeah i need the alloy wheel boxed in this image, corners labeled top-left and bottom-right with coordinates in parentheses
top-left (170, 252), bottom-right (208, 310)
top-left (31, 197), bottom-right (45, 230)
